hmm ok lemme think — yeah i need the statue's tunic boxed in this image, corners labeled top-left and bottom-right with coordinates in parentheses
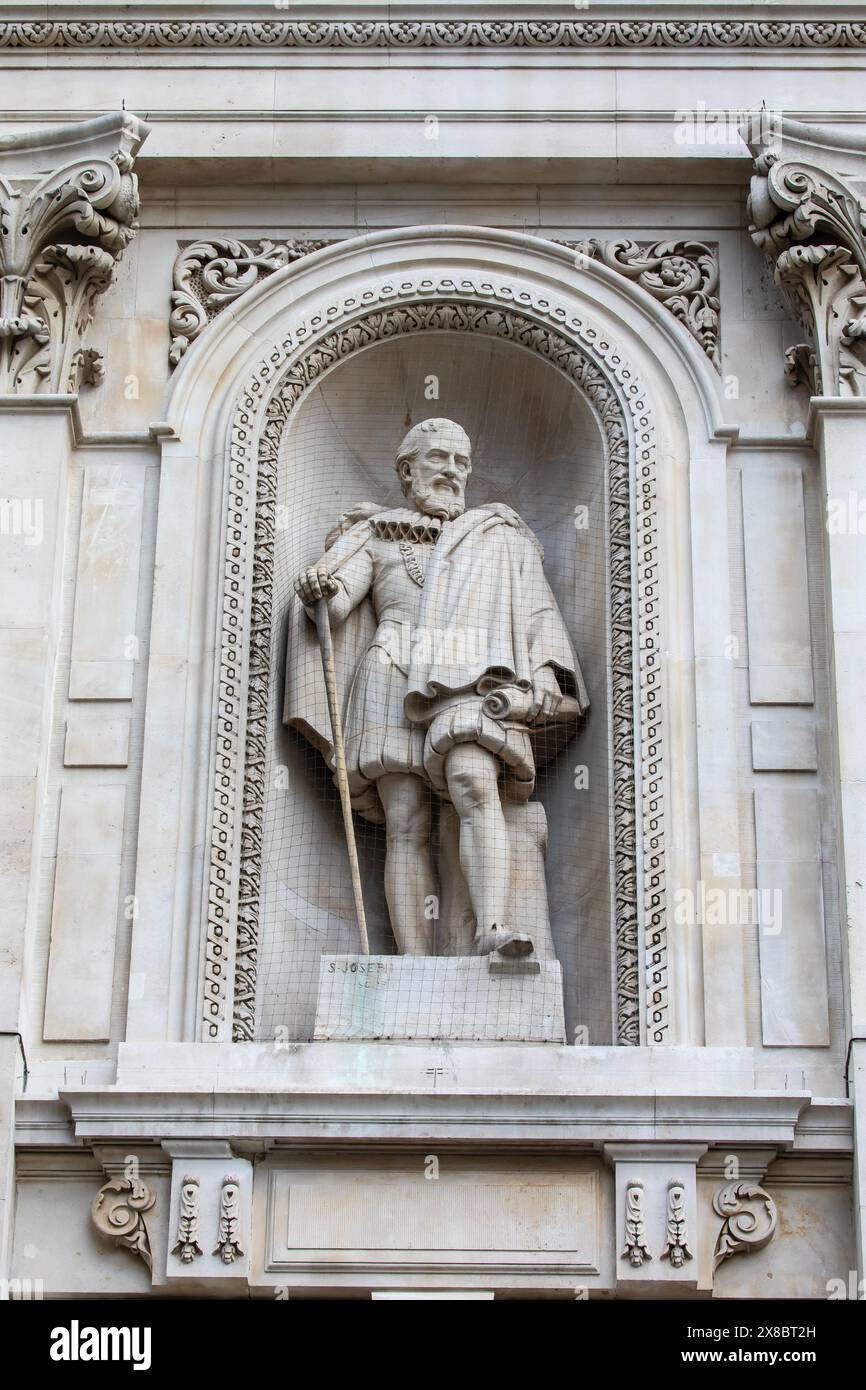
top-left (284, 504), bottom-right (588, 822)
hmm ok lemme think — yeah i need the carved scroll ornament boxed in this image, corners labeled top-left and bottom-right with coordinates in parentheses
top-left (713, 1180), bottom-right (778, 1270)
top-left (91, 1176), bottom-right (156, 1270)
top-left (169, 237), bottom-right (333, 364)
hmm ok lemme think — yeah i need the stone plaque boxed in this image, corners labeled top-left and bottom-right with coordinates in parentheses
top-left (313, 954), bottom-right (566, 1042)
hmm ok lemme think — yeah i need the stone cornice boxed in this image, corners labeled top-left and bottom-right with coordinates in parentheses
top-left (18, 1090), bottom-right (852, 1156)
top-left (57, 1087), bottom-right (813, 1150)
top-left (5, 16), bottom-right (866, 52)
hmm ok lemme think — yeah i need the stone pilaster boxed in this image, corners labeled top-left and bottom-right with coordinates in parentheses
top-left (0, 113), bottom-right (148, 1280)
top-left (745, 116), bottom-right (866, 1286)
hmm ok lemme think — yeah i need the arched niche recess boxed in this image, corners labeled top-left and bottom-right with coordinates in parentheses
top-left (131, 228), bottom-right (726, 1052)
top-left (259, 328), bottom-right (613, 1045)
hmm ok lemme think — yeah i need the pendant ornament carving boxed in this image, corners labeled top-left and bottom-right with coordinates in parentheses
top-left (398, 540), bottom-right (427, 588)
top-left (661, 1178), bottom-right (693, 1268)
top-left (171, 1175), bottom-right (204, 1264)
top-left (622, 1178), bottom-right (652, 1267)
top-left (213, 1176), bottom-right (244, 1264)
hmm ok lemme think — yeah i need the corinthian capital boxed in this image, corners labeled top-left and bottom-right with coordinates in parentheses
top-left (743, 117), bottom-right (866, 397)
top-left (0, 111), bottom-right (149, 393)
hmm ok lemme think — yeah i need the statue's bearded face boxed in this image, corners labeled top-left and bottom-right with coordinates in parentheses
top-left (401, 424), bottom-right (472, 520)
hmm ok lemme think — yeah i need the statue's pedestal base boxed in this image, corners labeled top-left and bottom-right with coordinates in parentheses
top-left (313, 954), bottom-right (566, 1043)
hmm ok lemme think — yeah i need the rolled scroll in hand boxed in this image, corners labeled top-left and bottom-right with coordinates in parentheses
top-left (481, 685), bottom-right (583, 725)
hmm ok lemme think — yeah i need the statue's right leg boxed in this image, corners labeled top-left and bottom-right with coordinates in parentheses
top-left (377, 772), bottom-right (436, 955)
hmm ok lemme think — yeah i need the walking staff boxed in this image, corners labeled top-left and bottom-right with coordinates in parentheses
top-left (314, 595), bottom-right (370, 955)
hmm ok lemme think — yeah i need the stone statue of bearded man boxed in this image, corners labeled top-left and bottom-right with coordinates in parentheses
top-left (285, 418), bottom-right (588, 960)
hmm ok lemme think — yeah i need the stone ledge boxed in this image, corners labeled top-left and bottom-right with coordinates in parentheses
top-left (53, 1086), bottom-right (820, 1150)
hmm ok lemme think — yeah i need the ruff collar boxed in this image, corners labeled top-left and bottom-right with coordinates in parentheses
top-left (370, 508), bottom-right (444, 543)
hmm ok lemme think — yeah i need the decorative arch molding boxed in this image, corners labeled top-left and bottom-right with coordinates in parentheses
top-left (197, 270), bottom-right (667, 1049)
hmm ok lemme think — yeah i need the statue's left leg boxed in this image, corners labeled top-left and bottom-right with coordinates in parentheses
top-left (444, 744), bottom-right (518, 951)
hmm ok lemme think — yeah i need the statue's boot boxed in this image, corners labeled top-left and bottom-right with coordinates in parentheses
top-left (473, 926), bottom-right (535, 958)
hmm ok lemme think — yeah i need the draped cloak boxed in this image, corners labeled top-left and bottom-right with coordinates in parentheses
top-left (283, 503), bottom-right (589, 820)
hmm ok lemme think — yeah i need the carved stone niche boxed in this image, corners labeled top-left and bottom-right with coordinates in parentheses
top-left (177, 240), bottom-right (668, 1057)
top-left (240, 326), bottom-right (640, 1051)
top-left (743, 116), bottom-right (866, 397)
top-left (0, 111), bottom-right (149, 394)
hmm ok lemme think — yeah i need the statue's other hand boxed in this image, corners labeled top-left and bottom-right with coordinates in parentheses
top-left (526, 668), bottom-right (563, 725)
top-left (294, 565), bottom-right (339, 605)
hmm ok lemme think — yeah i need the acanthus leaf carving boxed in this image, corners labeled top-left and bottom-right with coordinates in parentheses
top-left (169, 237), bottom-right (334, 365)
top-left (784, 341), bottom-right (822, 394)
top-left (0, 112), bottom-right (148, 393)
top-left (91, 1176), bottom-right (156, 1270)
top-left (747, 141), bottom-right (866, 396)
top-left (175, 233), bottom-right (720, 380)
top-left (556, 238), bottom-right (721, 371)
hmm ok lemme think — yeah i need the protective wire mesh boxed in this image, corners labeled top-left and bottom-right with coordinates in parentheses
top-left (255, 331), bottom-right (612, 1044)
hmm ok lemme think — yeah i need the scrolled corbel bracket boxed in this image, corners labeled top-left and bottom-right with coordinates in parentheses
top-left (712, 1180), bottom-right (778, 1271)
top-left (91, 1175), bottom-right (157, 1270)
top-left (0, 111), bottom-right (150, 393)
top-left (742, 117), bottom-right (866, 397)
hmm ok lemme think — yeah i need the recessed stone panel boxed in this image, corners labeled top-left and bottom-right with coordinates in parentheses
top-left (742, 468), bottom-right (813, 705)
top-left (750, 722), bottom-right (818, 772)
top-left (266, 1163), bottom-right (601, 1279)
top-left (43, 784), bottom-right (126, 1042)
top-left (63, 715), bottom-right (130, 768)
top-left (754, 788), bottom-right (830, 1047)
top-left (68, 465), bottom-right (144, 701)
